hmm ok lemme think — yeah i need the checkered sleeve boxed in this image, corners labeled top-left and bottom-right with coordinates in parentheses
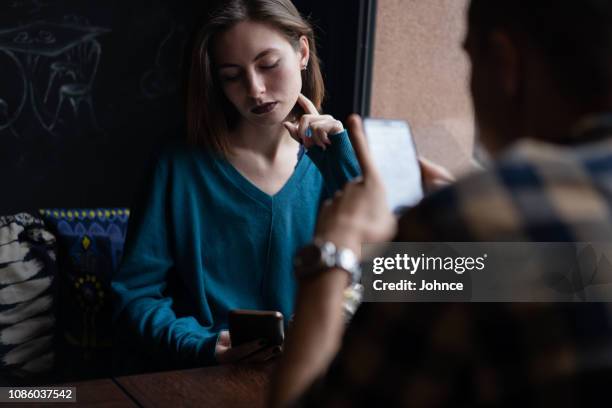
top-left (297, 303), bottom-right (473, 407)
top-left (297, 302), bottom-right (612, 407)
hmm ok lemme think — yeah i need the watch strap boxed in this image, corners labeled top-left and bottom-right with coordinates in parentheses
top-left (294, 241), bottom-right (361, 285)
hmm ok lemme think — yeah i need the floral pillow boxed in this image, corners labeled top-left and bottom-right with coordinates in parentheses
top-left (39, 208), bottom-right (129, 380)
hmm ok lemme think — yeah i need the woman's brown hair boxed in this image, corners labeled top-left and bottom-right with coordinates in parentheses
top-left (186, 0), bottom-right (325, 156)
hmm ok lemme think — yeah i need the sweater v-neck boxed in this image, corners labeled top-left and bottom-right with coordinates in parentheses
top-left (213, 154), bottom-right (311, 206)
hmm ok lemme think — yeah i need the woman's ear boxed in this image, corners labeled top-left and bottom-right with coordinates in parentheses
top-left (298, 35), bottom-right (309, 69)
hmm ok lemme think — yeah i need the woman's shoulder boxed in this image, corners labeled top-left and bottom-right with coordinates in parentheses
top-left (140, 143), bottom-right (220, 189)
top-left (153, 142), bottom-right (217, 168)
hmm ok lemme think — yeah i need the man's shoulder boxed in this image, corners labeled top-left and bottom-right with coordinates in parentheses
top-left (398, 139), bottom-right (612, 241)
top-left (397, 165), bottom-right (523, 241)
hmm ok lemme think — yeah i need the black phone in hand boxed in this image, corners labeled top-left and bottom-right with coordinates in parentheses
top-left (228, 309), bottom-right (284, 347)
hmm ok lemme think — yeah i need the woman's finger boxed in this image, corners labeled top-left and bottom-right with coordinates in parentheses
top-left (283, 121), bottom-right (300, 142)
top-left (309, 120), bottom-right (333, 145)
top-left (297, 93), bottom-right (319, 115)
top-left (318, 115), bottom-right (344, 135)
top-left (217, 330), bottom-right (230, 347)
top-left (285, 121), bottom-right (315, 149)
top-left (310, 125), bottom-right (328, 149)
top-left (298, 115), bottom-right (316, 143)
top-left (217, 338), bottom-right (267, 364)
top-left (310, 117), bottom-right (341, 132)
top-left (319, 129), bottom-right (331, 147)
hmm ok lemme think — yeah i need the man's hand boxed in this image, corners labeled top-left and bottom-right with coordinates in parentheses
top-left (269, 114), bottom-right (398, 407)
top-left (419, 156), bottom-right (455, 194)
top-left (315, 114), bottom-right (397, 255)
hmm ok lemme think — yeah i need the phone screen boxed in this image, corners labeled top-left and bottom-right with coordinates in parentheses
top-left (228, 310), bottom-right (284, 347)
top-left (363, 118), bottom-right (424, 212)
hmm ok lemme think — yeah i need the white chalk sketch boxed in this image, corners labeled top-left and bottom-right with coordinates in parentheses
top-left (10, 0), bottom-right (47, 14)
top-left (0, 19), bottom-right (110, 138)
top-left (50, 38), bottom-right (102, 134)
top-left (140, 22), bottom-right (187, 99)
top-left (0, 49), bottom-right (26, 138)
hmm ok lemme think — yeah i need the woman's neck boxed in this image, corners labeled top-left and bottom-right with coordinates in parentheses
top-left (230, 121), bottom-right (298, 162)
top-left (225, 120), bottom-right (301, 196)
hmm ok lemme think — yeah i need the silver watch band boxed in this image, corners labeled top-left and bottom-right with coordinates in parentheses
top-left (294, 240), bottom-right (361, 285)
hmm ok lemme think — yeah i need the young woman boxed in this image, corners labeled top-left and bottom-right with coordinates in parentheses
top-left (112, 0), bottom-right (359, 370)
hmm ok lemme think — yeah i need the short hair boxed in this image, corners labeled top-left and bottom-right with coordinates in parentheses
top-left (186, 0), bottom-right (325, 155)
top-left (468, 0), bottom-right (612, 108)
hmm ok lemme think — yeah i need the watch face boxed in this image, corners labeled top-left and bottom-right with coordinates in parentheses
top-left (294, 244), bottom-right (322, 268)
top-left (320, 241), bottom-right (337, 267)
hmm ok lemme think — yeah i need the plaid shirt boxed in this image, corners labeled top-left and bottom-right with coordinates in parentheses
top-left (299, 130), bottom-right (612, 407)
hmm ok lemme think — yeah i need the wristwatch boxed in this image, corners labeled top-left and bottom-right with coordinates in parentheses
top-left (293, 240), bottom-right (361, 285)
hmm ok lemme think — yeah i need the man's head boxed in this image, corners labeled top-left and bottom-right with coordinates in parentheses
top-left (466, 0), bottom-right (612, 155)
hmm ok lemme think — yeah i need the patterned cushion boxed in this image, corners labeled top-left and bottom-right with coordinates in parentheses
top-left (0, 213), bottom-right (57, 379)
top-left (38, 208), bottom-right (129, 379)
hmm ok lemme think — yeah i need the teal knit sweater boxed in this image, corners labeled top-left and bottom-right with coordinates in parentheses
top-left (112, 130), bottom-right (359, 367)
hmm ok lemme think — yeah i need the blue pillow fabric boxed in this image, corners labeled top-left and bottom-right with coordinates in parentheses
top-left (0, 213), bottom-right (57, 380)
top-left (38, 208), bottom-right (129, 380)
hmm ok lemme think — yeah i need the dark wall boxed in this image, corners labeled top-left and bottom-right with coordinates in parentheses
top-left (0, 0), bottom-right (373, 214)
top-left (293, 0), bottom-right (374, 119)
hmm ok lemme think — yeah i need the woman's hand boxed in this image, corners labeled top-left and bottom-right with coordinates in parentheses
top-left (283, 93), bottom-right (344, 150)
top-left (215, 330), bottom-right (282, 364)
top-left (419, 156), bottom-right (455, 194)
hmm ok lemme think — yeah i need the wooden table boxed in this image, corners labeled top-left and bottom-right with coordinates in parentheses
top-left (34, 363), bottom-right (273, 407)
top-left (22, 378), bottom-right (138, 407)
top-left (116, 363), bottom-right (273, 408)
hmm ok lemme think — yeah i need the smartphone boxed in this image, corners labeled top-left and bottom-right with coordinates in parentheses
top-left (228, 309), bottom-right (284, 347)
top-left (363, 118), bottom-right (424, 212)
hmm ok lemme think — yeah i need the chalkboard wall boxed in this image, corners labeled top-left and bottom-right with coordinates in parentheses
top-left (0, 0), bottom-right (373, 214)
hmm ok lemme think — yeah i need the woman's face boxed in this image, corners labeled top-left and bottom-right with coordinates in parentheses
top-left (213, 20), bottom-right (309, 127)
